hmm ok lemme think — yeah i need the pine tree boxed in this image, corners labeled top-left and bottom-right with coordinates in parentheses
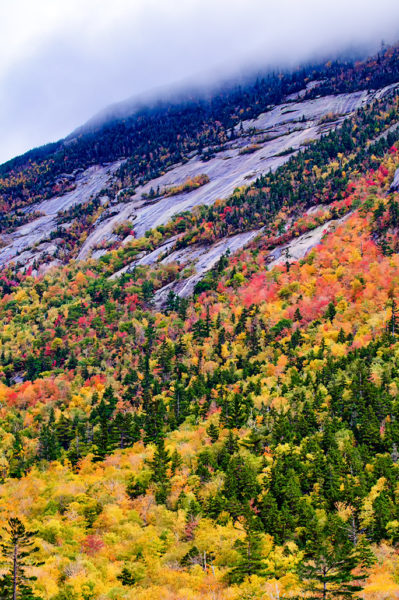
top-left (294, 307), bottom-right (303, 321)
top-left (225, 393), bottom-right (252, 428)
top-left (93, 399), bottom-right (113, 460)
top-left (55, 413), bottom-right (73, 450)
top-left (170, 449), bottom-right (182, 475)
top-left (389, 297), bottom-right (399, 336)
top-left (206, 423), bottom-right (219, 443)
top-left (220, 430), bottom-right (238, 459)
top-left (111, 412), bottom-right (139, 449)
top-left (223, 455), bottom-right (259, 504)
top-left (143, 398), bottom-right (166, 444)
top-left (117, 567), bottom-right (136, 586)
top-left (258, 492), bottom-right (280, 539)
top-left (148, 437), bottom-right (172, 504)
top-left (325, 302), bottom-right (337, 322)
top-left (0, 518), bottom-right (43, 600)
top-left (92, 390), bottom-right (119, 460)
top-left (227, 518), bottom-right (269, 584)
top-left (37, 409), bottom-right (59, 462)
top-left (299, 513), bottom-right (370, 599)
top-left (8, 430), bottom-right (25, 479)
top-left (126, 476), bottom-right (148, 500)
top-left (371, 491), bottom-right (394, 542)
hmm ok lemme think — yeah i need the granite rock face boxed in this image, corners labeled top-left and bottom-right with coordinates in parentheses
top-left (391, 168), bottom-right (399, 192)
top-left (1, 84), bottom-right (397, 274)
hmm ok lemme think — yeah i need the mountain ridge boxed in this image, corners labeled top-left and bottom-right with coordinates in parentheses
top-left (2, 41), bottom-right (399, 600)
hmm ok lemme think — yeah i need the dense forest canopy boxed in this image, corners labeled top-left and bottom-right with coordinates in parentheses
top-left (1, 42), bottom-right (399, 600)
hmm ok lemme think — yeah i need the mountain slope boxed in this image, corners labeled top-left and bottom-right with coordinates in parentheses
top-left (2, 141), bottom-right (399, 599)
top-left (0, 85), bottom-right (396, 280)
top-left (2, 45), bottom-right (399, 600)
top-left (0, 44), bottom-right (398, 275)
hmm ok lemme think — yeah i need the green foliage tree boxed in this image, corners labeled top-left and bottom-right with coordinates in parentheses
top-left (227, 518), bottom-right (269, 584)
top-left (37, 409), bottom-right (59, 462)
top-left (0, 518), bottom-right (42, 600)
top-left (148, 438), bottom-right (172, 504)
top-left (299, 513), bottom-right (371, 599)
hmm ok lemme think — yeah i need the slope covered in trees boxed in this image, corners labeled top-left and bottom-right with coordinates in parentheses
top-left (1, 44), bottom-right (399, 231)
top-left (2, 45), bottom-right (399, 600)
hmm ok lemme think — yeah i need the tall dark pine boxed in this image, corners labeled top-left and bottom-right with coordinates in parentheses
top-left (148, 437), bottom-right (172, 504)
top-left (37, 409), bottom-right (59, 462)
top-left (227, 518), bottom-right (269, 584)
top-left (299, 514), bottom-right (371, 599)
top-left (0, 518), bottom-right (42, 600)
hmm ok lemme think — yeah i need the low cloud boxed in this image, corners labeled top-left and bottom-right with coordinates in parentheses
top-left (1, 0), bottom-right (399, 163)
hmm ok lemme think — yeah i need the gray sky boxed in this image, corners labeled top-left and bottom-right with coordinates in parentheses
top-left (1, 0), bottom-right (399, 165)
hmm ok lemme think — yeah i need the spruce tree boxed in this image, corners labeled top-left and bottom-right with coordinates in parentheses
top-left (389, 297), bottom-right (399, 336)
top-left (117, 567), bottom-right (136, 586)
top-left (37, 409), bottom-right (59, 462)
top-left (0, 518), bottom-right (43, 600)
top-left (206, 423), bottom-right (219, 443)
top-left (8, 431), bottom-right (25, 478)
top-left (148, 437), bottom-right (172, 504)
top-left (227, 518), bottom-right (269, 584)
top-left (55, 413), bottom-right (73, 450)
top-left (299, 513), bottom-right (370, 599)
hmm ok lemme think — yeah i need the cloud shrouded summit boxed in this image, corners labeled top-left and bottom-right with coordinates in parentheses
top-left (1, 0), bottom-right (399, 164)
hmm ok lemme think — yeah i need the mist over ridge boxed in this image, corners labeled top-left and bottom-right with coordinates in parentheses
top-left (1, 0), bottom-right (399, 163)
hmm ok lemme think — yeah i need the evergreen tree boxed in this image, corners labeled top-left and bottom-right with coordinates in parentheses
top-left (325, 302), bottom-right (337, 322)
top-left (92, 390), bottom-right (118, 460)
top-left (0, 518), bottom-right (43, 600)
top-left (258, 492), bottom-right (280, 539)
top-left (126, 476), bottom-right (148, 500)
top-left (294, 307), bottom-right (303, 321)
top-left (37, 409), bottom-right (59, 462)
top-left (148, 438), bottom-right (172, 504)
top-left (117, 566), bottom-right (136, 586)
top-left (8, 430), bottom-right (25, 479)
top-left (371, 491), bottom-right (394, 542)
top-left (223, 454), bottom-right (260, 504)
top-left (227, 518), bottom-right (269, 584)
top-left (170, 449), bottom-right (182, 475)
top-left (111, 412), bottom-right (140, 449)
top-left (55, 413), bottom-right (73, 450)
top-left (299, 513), bottom-right (370, 599)
top-left (206, 422), bottom-right (219, 443)
top-left (93, 400), bottom-right (113, 460)
top-left (388, 297), bottom-right (399, 336)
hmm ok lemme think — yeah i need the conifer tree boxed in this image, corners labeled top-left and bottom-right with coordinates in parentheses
top-left (294, 307), bottom-right (302, 321)
top-left (325, 302), bottom-right (337, 322)
top-left (0, 518), bottom-right (42, 600)
top-left (299, 513), bottom-right (370, 599)
top-left (170, 449), bottom-right (182, 475)
top-left (37, 409), bottom-right (59, 462)
top-left (206, 423), bottom-right (219, 443)
top-left (223, 454), bottom-right (260, 504)
top-left (117, 567), bottom-right (136, 586)
top-left (8, 430), bottom-right (25, 479)
top-left (148, 437), bottom-right (172, 504)
top-left (389, 297), bottom-right (399, 336)
top-left (93, 399), bottom-right (114, 460)
top-left (55, 413), bottom-right (73, 450)
top-left (227, 518), bottom-right (269, 584)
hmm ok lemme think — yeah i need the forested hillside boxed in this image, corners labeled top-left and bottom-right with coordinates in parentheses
top-left (2, 45), bottom-right (399, 600)
top-left (1, 44), bottom-right (399, 229)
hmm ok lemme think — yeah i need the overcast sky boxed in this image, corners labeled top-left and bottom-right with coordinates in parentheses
top-left (1, 0), bottom-right (399, 164)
